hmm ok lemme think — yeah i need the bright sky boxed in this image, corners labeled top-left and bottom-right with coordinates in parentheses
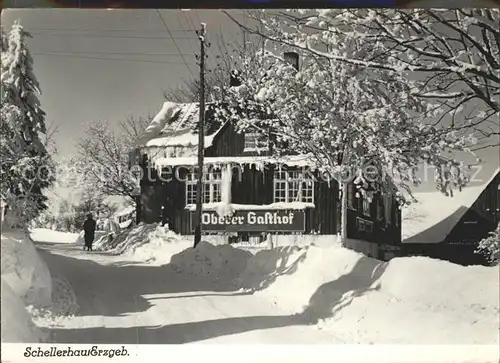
top-left (1, 8), bottom-right (498, 191)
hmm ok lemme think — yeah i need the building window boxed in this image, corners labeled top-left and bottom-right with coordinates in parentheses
top-left (186, 170), bottom-right (222, 204)
top-left (362, 198), bottom-right (371, 217)
top-left (273, 169), bottom-right (314, 203)
top-left (357, 217), bottom-right (373, 233)
top-left (186, 173), bottom-right (197, 205)
top-left (244, 132), bottom-right (269, 152)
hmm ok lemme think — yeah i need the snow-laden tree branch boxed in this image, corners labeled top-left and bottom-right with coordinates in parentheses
top-left (222, 52), bottom-right (478, 189)
top-left (163, 29), bottom-right (264, 103)
top-left (224, 9), bottom-right (500, 143)
top-left (215, 14), bottom-right (482, 242)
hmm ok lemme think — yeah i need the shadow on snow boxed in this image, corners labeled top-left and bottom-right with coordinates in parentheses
top-left (36, 242), bottom-right (249, 318)
top-left (36, 241), bottom-right (386, 344)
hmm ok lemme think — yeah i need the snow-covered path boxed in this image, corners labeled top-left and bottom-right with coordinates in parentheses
top-left (34, 239), bottom-right (340, 344)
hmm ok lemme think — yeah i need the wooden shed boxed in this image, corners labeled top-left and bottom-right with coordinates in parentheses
top-left (401, 169), bottom-right (500, 265)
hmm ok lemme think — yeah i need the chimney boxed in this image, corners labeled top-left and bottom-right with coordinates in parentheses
top-left (284, 51), bottom-right (299, 71)
top-left (230, 69), bottom-right (242, 87)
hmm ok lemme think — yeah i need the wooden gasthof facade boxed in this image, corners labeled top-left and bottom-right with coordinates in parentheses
top-left (131, 96), bottom-right (402, 258)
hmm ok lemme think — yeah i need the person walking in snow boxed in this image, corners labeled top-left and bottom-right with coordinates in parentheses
top-left (83, 213), bottom-right (97, 251)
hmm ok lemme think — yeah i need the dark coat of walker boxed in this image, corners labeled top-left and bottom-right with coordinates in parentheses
top-left (83, 215), bottom-right (97, 251)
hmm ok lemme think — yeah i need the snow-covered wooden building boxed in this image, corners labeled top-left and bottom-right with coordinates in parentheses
top-left (131, 94), bottom-right (402, 258)
top-left (401, 169), bottom-right (500, 265)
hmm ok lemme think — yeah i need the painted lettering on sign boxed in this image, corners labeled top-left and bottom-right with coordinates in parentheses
top-left (191, 209), bottom-right (306, 232)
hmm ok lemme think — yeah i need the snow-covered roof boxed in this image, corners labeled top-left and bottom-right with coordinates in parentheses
top-left (136, 101), bottom-right (225, 149)
top-left (119, 219), bottom-right (133, 229)
top-left (153, 155), bottom-right (318, 169)
top-left (402, 168), bottom-right (499, 244)
top-left (115, 205), bottom-right (135, 218)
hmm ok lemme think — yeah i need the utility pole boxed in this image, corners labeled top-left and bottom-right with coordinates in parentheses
top-left (193, 23), bottom-right (206, 249)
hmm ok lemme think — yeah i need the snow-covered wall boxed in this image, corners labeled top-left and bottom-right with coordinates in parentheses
top-left (1, 231), bottom-right (52, 307)
top-left (1, 277), bottom-right (44, 342)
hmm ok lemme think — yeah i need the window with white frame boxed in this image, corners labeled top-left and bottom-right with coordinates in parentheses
top-left (244, 132), bottom-right (269, 152)
top-left (362, 198), bottom-right (371, 217)
top-left (186, 170), bottom-right (222, 204)
top-left (273, 169), bottom-right (314, 203)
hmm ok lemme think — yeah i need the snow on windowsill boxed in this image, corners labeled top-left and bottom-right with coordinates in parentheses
top-left (185, 202), bottom-right (316, 211)
top-left (243, 147), bottom-right (270, 153)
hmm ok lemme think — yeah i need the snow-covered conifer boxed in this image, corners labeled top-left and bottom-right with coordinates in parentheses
top-left (0, 21), bottom-right (54, 225)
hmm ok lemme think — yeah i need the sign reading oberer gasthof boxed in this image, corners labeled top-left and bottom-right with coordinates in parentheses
top-left (190, 209), bottom-right (305, 232)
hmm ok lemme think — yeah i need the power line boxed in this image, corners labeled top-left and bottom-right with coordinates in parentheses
top-left (29, 32), bottom-right (196, 40)
top-left (184, 11), bottom-right (216, 76)
top-left (28, 27), bottom-right (195, 33)
top-left (156, 9), bottom-right (196, 79)
top-left (193, 10), bottom-right (203, 25)
top-left (181, 11), bottom-right (200, 55)
top-left (32, 50), bottom-right (195, 57)
top-left (183, 11), bottom-right (198, 34)
top-left (32, 52), bottom-right (196, 65)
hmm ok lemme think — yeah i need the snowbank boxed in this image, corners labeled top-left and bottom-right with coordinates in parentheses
top-left (94, 223), bottom-right (192, 265)
top-left (234, 245), bottom-right (306, 290)
top-left (168, 241), bottom-right (252, 280)
top-left (1, 230), bottom-right (52, 307)
top-left (272, 234), bottom-right (338, 248)
top-left (1, 277), bottom-right (43, 342)
top-left (119, 226), bottom-right (192, 265)
top-left (1, 230), bottom-right (53, 342)
top-left (380, 257), bottom-right (499, 312)
top-left (94, 224), bottom-right (253, 277)
top-left (237, 243), bottom-right (500, 344)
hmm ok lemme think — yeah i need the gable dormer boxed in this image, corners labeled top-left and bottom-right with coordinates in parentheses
top-left (243, 130), bottom-right (270, 155)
